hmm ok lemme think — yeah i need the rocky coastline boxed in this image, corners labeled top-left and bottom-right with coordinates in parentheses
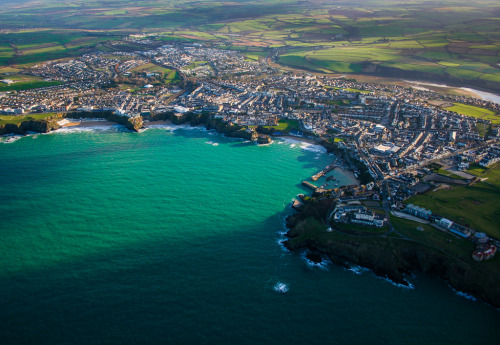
top-left (3, 109), bottom-right (499, 308)
top-left (284, 198), bottom-right (500, 308)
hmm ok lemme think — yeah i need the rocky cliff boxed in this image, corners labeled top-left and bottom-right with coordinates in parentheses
top-left (257, 134), bottom-right (272, 144)
top-left (0, 118), bottom-right (60, 135)
top-left (206, 118), bottom-right (258, 141)
top-left (284, 197), bottom-right (500, 307)
top-left (125, 116), bottom-right (143, 132)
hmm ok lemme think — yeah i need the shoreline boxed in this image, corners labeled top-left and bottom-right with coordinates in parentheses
top-left (63, 120), bottom-right (117, 127)
top-left (6, 116), bottom-right (360, 184)
top-left (274, 134), bottom-right (360, 185)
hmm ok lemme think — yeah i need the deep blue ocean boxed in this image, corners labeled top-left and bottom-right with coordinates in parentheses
top-left (0, 124), bottom-right (498, 344)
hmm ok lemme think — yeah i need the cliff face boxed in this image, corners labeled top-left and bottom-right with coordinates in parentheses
top-left (284, 226), bottom-right (500, 307)
top-left (125, 116), bottom-right (143, 132)
top-left (257, 134), bottom-right (272, 144)
top-left (206, 118), bottom-right (258, 141)
top-left (0, 119), bottom-right (60, 135)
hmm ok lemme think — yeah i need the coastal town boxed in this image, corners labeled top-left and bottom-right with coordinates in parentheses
top-left (1, 40), bottom-right (499, 262)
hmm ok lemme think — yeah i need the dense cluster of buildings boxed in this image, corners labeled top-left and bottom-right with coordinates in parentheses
top-left (1, 41), bottom-right (499, 261)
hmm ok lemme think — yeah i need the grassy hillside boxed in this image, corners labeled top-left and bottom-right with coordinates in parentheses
top-left (0, 0), bottom-right (498, 90)
top-left (407, 164), bottom-right (500, 238)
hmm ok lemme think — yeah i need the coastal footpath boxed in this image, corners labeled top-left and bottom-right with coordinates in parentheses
top-left (284, 197), bottom-right (500, 308)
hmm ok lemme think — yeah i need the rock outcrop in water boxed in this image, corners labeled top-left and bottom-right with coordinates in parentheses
top-left (284, 198), bottom-right (500, 308)
top-left (257, 134), bottom-right (272, 145)
top-left (125, 116), bottom-right (143, 132)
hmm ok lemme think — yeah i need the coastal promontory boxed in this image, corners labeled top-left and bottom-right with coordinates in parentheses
top-left (285, 196), bottom-right (500, 308)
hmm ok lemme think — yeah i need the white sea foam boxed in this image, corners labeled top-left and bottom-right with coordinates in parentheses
top-left (300, 142), bottom-right (327, 153)
top-left (1, 135), bottom-right (23, 144)
top-left (347, 264), bottom-right (371, 275)
top-left (456, 291), bottom-right (477, 301)
top-left (302, 251), bottom-right (330, 270)
top-left (52, 125), bottom-right (120, 134)
top-left (280, 138), bottom-right (326, 153)
top-left (449, 285), bottom-right (477, 302)
top-left (276, 238), bottom-right (290, 252)
top-left (146, 124), bottom-right (175, 131)
top-left (205, 141), bottom-right (219, 146)
top-left (378, 275), bottom-right (415, 289)
top-left (274, 282), bottom-right (289, 293)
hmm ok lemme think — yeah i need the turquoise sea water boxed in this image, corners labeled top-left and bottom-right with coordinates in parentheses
top-left (0, 125), bottom-right (499, 344)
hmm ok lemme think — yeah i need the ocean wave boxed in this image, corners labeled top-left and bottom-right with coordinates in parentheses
top-left (280, 138), bottom-right (327, 153)
top-left (145, 124), bottom-right (175, 131)
top-left (449, 285), bottom-right (477, 302)
top-left (377, 275), bottom-right (415, 290)
top-left (301, 251), bottom-right (330, 270)
top-left (344, 264), bottom-right (414, 289)
top-left (300, 143), bottom-right (327, 153)
top-left (52, 125), bottom-right (121, 134)
top-left (146, 124), bottom-right (206, 132)
top-left (346, 264), bottom-right (371, 275)
top-left (205, 141), bottom-right (219, 146)
top-left (276, 238), bottom-right (290, 253)
top-left (1, 135), bottom-right (23, 144)
top-left (273, 282), bottom-right (289, 293)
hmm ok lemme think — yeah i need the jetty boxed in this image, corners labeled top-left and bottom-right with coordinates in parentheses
top-left (302, 181), bottom-right (318, 190)
top-left (311, 164), bottom-right (337, 181)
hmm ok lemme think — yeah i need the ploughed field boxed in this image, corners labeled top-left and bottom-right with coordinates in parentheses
top-left (0, 0), bottom-right (499, 91)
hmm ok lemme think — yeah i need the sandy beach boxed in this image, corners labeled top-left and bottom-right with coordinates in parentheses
top-left (62, 120), bottom-right (117, 127)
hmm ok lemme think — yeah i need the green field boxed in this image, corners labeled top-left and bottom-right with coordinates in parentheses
top-left (445, 103), bottom-right (500, 124)
top-left (0, 30), bottom-right (123, 66)
top-left (0, 113), bottom-right (59, 125)
top-left (406, 164), bottom-right (500, 238)
top-left (0, 0), bottom-right (497, 91)
top-left (390, 216), bottom-right (476, 263)
top-left (0, 80), bottom-right (62, 91)
top-left (264, 118), bottom-right (300, 132)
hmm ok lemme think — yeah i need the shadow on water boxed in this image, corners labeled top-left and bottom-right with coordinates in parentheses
top-left (1, 206), bottom-right (500, 345)
top-left (0, 208), bottom-right (291, 344)
top-left (2, 126), bottom-right (498, 344)
top-left (0, 200), bottom-right (500, 345)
